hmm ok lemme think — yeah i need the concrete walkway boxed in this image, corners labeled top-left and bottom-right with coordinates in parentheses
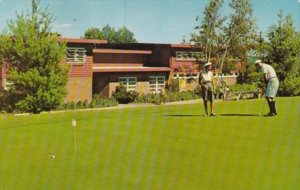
top-left (14, 99), bottom-right (222, 115)
top-left (40, 99), bottom-right (204, 114)
top-left (97, 99), bottom-right (203, 110)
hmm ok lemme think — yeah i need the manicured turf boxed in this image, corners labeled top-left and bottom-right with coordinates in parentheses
top-left (0, 97), bottom-right (299, 189)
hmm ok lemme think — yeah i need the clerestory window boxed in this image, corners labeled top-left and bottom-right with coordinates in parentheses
top-left (175, 51), bottom-right (203, 61)
top-left (67, 47), bottom-right (86, 64)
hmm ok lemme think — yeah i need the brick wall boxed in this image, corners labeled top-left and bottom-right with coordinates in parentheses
top-left (65, 77), bottom-right (92, 102)
top-left (64, 56), bottom-right (93, 102)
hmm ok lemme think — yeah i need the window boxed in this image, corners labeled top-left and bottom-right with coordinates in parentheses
top-left (149, 76), bottom-right (165, 93)
top-left (67, 47), bottom-right (86, 63)
top-left (175, 51), bottom-right (203, 61)
top-left (173, 73), bottom-right (198, 80)
top-left (119, 77), bottom-right (137, 92)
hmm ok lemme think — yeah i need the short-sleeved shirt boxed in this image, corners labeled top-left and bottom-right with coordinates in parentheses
top-left (199, 70), bottom-right (213, 83)
top-left (260, 64), bottom-right (277, 79)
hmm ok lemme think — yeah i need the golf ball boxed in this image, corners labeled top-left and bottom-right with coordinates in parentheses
top-left (52, 155), bottom-right (56, 159)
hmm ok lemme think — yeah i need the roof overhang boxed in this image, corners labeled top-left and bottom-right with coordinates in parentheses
top-left (93, 49), bottom-right (152, 54)
top-left (93, 66), bottom-right (170, 73)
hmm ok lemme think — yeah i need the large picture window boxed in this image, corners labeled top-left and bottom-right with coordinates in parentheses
top-left (119, 77), bottom-right (137, 92)
top-left (67, 47), bottom-right (86, 63)
top-left (149, 76), bottom-right (165, 93)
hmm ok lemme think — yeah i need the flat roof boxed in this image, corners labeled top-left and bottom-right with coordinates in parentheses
top-left (93, 49), bottom-right (152, 54)
top-left (93, 66), bottom-right (170, 73)
top-left (58, 38), bottom-right (107, 44)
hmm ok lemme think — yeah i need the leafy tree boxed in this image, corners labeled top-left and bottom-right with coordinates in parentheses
top-left (84, 24), bottom-right (137, 43)
top-left (191, 0), bottom-right (257, 75)
top-left (227, 0), bottom-right (257, 61)
top-left (191, 0), bottom-right (257, 87)
top-left (191, 0), bottom-right (225, 62)
top-left (83, 27), bottom-right (103, 39)
top-left (264, 11), bottom-right (300, 96)
top-left (101, 24), bottom-right (117, 43)
top-left (116, 26), bottom-right (137, 43)
top-left (222, 0), bottom-right (257, 78)
top-left (0, 0), bottom-right (68, 113)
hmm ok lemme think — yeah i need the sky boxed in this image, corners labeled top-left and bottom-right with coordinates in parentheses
top-left (0, 0), bottom-right (299, 44)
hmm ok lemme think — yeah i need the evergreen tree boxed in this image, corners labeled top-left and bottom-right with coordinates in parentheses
top-left (265, 11), bottom-right (300, 96)
top-left (0, 0), bottom-right (68, 113)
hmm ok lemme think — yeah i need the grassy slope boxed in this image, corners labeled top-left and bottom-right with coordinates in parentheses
top-left (0, 97), bottom-right (299, 190)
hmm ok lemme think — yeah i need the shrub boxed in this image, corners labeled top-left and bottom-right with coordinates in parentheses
top-left (112, 85), bottom-right (138, 104)
top-left (134, 91), bottom-right (200, 105)
top-left (166, 91), bottom-right (199, 102)
top-left (83, 99), bottom-right (90, 108)
top-left (134, 93), bottom-right (164, 105)
top-left (91, 94), bottom-right (118, 108)
top-left (166, 78), bottom-right (180, 92)
top-left (0, 90), bottom-right (19, 113)
top-left (66, 101), bottom-right (76, 110)
top-left (1, 110), bottom-right (7, 114)
top-left (230, 83), bottom-right (258, 92)
top-left (279, 76), bottom-right (300, 96)
top-left (76, 101), bottom-right (85, 109)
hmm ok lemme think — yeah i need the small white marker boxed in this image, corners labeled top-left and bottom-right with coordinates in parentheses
top-left (72, 119), bottom-right (78, 155)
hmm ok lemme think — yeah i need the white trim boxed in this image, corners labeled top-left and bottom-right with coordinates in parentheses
top-left (119, 77), bottom-right (137, 92)
top-left (149, 76), bottom-right (165, 93)
top-left (173, 73), bottom-right (198, 80)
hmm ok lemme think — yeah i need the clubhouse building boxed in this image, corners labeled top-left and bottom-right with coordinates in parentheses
top-left (0, 37), bottom-right (237, 102)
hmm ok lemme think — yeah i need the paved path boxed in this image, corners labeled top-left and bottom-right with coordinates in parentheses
top-left (98, 99), bottom-right (203, 110)
top-left (17, 99), bottom-right (216, 115)
top-left (39, 99), bottom-right (204, 114)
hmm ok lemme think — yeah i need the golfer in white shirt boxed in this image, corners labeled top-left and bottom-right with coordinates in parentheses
top-left (255, 60), bottom-right (279, 116)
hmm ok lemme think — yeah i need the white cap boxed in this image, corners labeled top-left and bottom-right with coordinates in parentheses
top-left (204, 62), bottom-right (212, 67)
top-left (255, 59), bottom-right (262, 64)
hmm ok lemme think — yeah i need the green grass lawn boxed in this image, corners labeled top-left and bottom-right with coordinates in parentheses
top-left (0, 97), bottom-right (299, 190)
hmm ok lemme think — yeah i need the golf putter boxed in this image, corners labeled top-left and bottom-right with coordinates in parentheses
top-left (259, 98), bottom-right (266, 116)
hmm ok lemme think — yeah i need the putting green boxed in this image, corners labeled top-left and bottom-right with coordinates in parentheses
top-left (0, 97), bottom-right (299, 189)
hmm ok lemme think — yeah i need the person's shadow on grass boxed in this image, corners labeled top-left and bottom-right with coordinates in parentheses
top-left (164, 114), bottom-right (263, 117)
top-left (218, 113), bottom-right (259, 117)
top-left (164, 114), bottom-right (206, 117)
